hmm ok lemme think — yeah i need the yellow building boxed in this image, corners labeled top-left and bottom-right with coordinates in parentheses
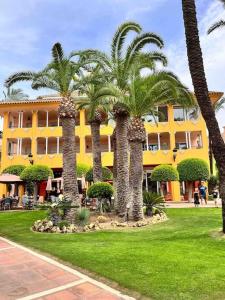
top-left (0, 92), bottom-right (222, 201)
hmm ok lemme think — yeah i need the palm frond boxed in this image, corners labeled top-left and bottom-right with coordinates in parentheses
top-left (52, 43), bottom-right (64, 62)
top-left (111, 21), bottom-right (142, 63)
top-left (5, 71), bottom-right (36, 88)
top-left (208, 19), bottom-right (225, 34)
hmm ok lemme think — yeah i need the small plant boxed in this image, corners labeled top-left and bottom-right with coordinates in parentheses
top-left (143, 192), bottom-right (165, 217)
top-left (87, 182), bottom-right (114, 213)
top-left (58, 220), bottom-right (69, 230)
top-left (75, 208), bottom-right (90, 226)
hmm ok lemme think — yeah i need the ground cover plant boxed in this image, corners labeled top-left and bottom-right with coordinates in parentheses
top-left (0, 209), bottom-right (225, 300)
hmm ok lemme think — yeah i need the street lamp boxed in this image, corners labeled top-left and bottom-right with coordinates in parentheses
top-left (173, 148), bottom-right (178, 162)
top-left (28, 153), bottom-right (34, 165)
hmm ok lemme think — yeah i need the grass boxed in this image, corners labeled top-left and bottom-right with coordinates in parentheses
top-left (0, 208), bottom-right (225, 300)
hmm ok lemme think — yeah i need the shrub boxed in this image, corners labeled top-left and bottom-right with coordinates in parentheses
top-left (76, 163), bottom-right (90, 177)
top-left (58, 220), bottom-right (69, 230)
top-left (87, 182), bottom-right (114, 213)
top-left (87, 182), bottom-right (114, 199)
top-left (151, 165), bottom-right (179, 182)
top-left (177, 158), bottom-right (209, 182)
top-left (3, 164), bottom-right (26, 176)
top-left (85, 167), bottom-right (112, 182)
top-left (20, 165), bottom-right (53, 182)
top-left (75, 208), bottom-right (90, 226)
top-left (143, 192), bottom-right (165, 216)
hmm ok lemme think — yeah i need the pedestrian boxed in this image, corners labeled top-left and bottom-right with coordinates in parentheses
top-left (22, 192), bottom-right (29, 208)
top-left (199, 182), bottom-right (207, 205)
top-left (212, 187), bottom-right (219, 208)
top-left (193, 188), bottom-right (200, 207)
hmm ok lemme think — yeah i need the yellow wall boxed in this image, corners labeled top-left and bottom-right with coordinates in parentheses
top-left (0, 94), bottom-right (220, 201)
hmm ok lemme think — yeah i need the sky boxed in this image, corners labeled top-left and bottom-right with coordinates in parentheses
top-left (0, 0), bottom-right (224, 130)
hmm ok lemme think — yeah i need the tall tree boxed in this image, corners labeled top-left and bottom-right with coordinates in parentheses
top-left (5, 43), bottom-right (82, 223)
top-left (75, 66), bottom-right (111, 182)
top-left (77, 22), bottom-right (167, 217)
top-left (182, 0), bottom-right (225, 232)
top-left (208, 0), bottom-right (225, 34)
top-left (125, 70), bottom-right (193, 220)
top-left (3, 87), bottom-right (28, 101)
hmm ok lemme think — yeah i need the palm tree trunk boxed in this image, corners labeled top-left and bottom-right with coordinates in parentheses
top-left (90, 121), bottom-right (102, 182)
top-left (111, 128), bottom-right (118, 211)
top-left (182, 0), bottom-right (225, 232)
top-left (115, 115), bottom-right (130, 217)
top-left (61, 116), bottom-right (80, 223)
top-left (129, 141), bottom-right (144, 220)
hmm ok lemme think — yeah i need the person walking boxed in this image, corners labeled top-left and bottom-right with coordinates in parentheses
top-left (199, 182), bottom-right (207, 205)
top-left (193, 188), bottom-right (200, 207)
top-left (212, 187), bottom-right (219, 208)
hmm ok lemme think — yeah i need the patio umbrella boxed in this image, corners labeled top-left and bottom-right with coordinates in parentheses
top-left (46, 176), bottom-right (52, 192)
top-left (0, 173), bottom-right (22, 183)
top-left (81, 176), bottom-right (86, 190)
top-left (56, 179), bottom-right (60, 193)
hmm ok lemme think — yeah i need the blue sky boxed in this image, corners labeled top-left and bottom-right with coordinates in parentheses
top-left (0, 0), bottom-right (224, 129)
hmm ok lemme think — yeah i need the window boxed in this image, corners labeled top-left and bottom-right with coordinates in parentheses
top-left (158, 106), bottom-right (168, 122)
top-left (174, 106), bottom-right (185, 122)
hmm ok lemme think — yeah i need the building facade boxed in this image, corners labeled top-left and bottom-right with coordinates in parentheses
top-left (0, 92), bottom-right (222, 200)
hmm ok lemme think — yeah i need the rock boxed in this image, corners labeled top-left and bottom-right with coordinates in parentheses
top-left (69, 224), bottom-right (77, 233)
top-left (56, 227), bottom-right (61, 233)
top-left (51, 226), bottom-right (57, 233)
top-left (62, 226), bottom-right (67, 233)
top-left (117, 222), bottom-right (127, 227)
top-left (39, 226), bottom-right (45, 232)
top-left (97, 216), bottom-right (108, 223)
top-left (88, 223), bottom-right (95, 229)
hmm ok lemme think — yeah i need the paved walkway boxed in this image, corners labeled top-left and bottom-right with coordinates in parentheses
top-left (0, 237), bottom-right (134, 300)
top-left (165, 199), bottom-right (222, 208)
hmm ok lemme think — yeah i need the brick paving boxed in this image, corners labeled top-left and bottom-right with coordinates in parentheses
top-left (0, 237), bottom-right (134, 300)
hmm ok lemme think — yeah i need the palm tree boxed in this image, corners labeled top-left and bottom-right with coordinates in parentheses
top-left (208, 0), bottom-right (225, 34)
top-left (3, 87), bottom-right (28, 101)
top-left (77, 22), bottom-right (167, 217)
top-left (75, 66), bottom-right (111, 182)
top-left (5, 43), bottom-right (82, 223)
top-left (125, 71), bottom-right (193, 220)
top-left (182, 0), bottom-right (225, 232)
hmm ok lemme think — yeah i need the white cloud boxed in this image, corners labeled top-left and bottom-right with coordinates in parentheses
top-left (166, 1), bottom-right (225, 130)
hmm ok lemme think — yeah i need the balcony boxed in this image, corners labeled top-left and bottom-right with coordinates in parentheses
top-left (8, 112), bottom-right (32, 129)
top-left (85, 135), bottom-right (111, 153)
top-left (37, 137), bottom-right (80, 155)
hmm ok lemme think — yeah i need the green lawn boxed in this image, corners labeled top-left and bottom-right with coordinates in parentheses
top-left (0, 209), bottom-right (225, 300)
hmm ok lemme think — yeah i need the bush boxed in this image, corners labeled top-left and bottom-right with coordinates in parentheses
top-left (20, 165), bottom-right (53, 182)
top-left (76, 163), bottom-right (90, 177)
top-left (75, 208), bottom-right (90, 226)
top-left (151, 165), bottom-right (179, 182)
top-left (85, 167), bottom-right (112, 182)
top-left (58, 220), bottom-right (69, 230)
top-left (87, 182), bottom-right (114, 214)
top-left (87, 182), bottom-right (114, 199)
top-left (3, 165), bottom-right (26, 176)
top-left (177, 158), bottom-right (209, 182)
top-left (143, 192), bottom-right (165, 216)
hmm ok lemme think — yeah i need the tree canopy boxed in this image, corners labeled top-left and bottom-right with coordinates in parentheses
top-left (151, 165), bottom-right (179, 182)
top-left (177, 158), bottom-right (209, 182)
top-left (3, 165), bottom-right (26, 176)
top-left (76, 163), bottom-right (91, 177)
top-left (85, 166), bottom-right (112, 182)
top-left (20, 165), bottom-right (53, 182)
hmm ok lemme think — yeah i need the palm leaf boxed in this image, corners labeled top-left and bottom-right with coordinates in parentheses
top-left (208, 20), bottom-right (225, 34)
top-left (111, 21), bottom-right (142, 63)
top-left (5, 71), bottom-right (36, 88)
top-left (52, 43), bottom-right (64, 62)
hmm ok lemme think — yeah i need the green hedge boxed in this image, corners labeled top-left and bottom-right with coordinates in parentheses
top-left (87, 182), bottom-right (114, 199)
top-left (177, 158), bottom-right (209, 181)
top-left (76, 163), bottom-right (90, 177)
top-left (85, 167), bottom-right (112, 182)
top-left (20, 165), bottom-right (53, 182)
top-left (3, 165), bottom-right (26, 176)
top-left (151, 165), bottom-right (179, 182)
